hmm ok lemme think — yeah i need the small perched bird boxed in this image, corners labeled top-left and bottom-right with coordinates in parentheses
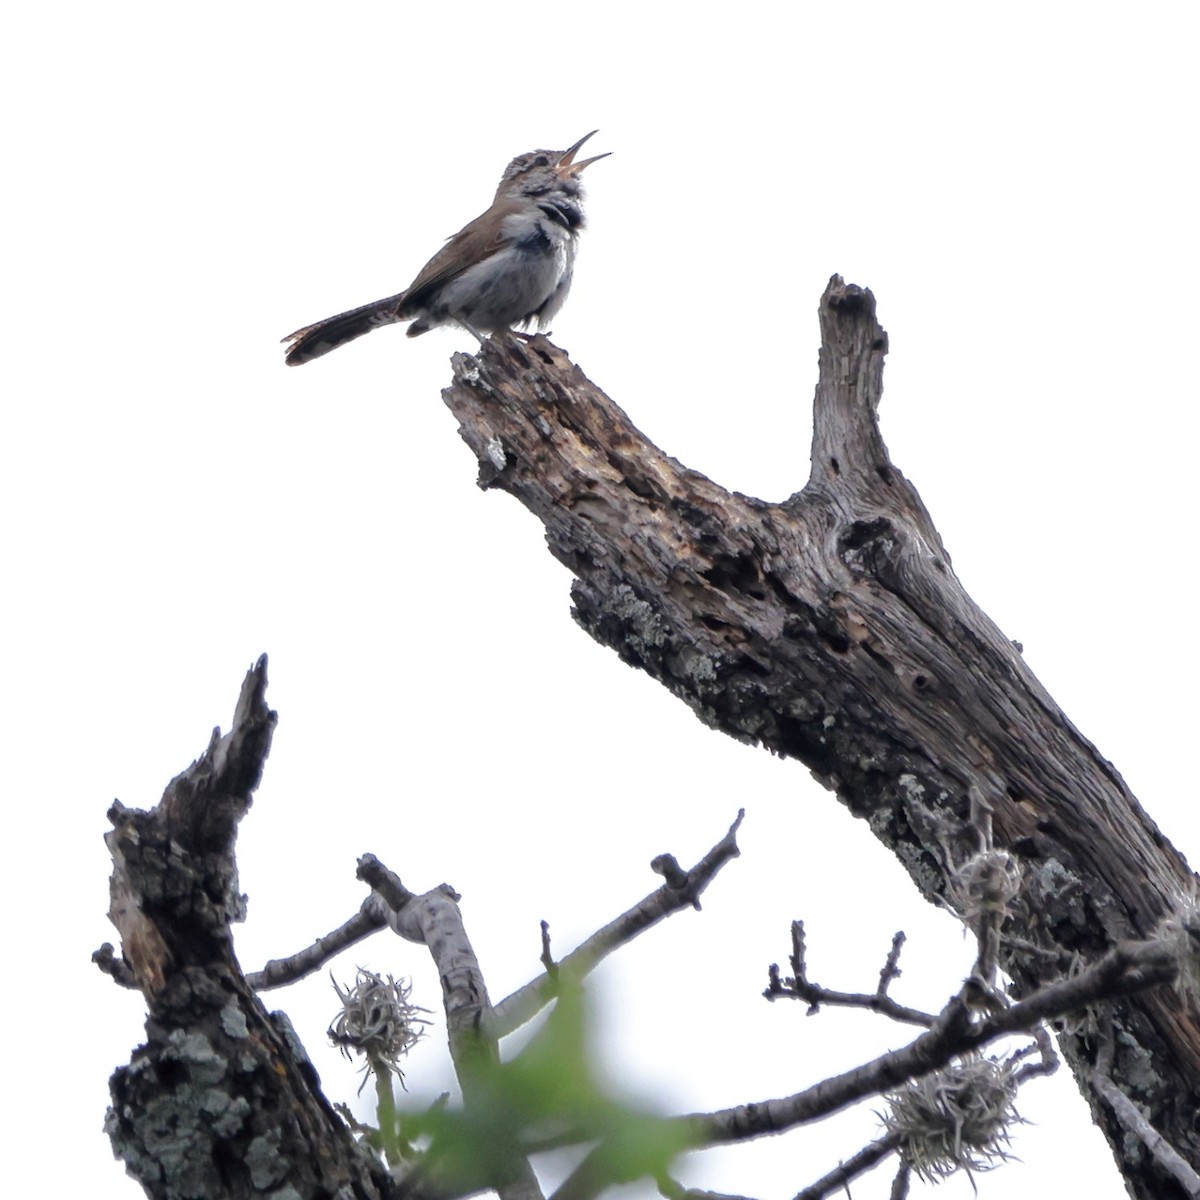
top-left (282, 132), bottom-right (610, 366)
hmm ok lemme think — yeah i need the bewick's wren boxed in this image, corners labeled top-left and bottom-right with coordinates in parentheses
top-left (282, 131), bottom-right (609, 366)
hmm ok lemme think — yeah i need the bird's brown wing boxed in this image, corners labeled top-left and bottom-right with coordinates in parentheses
top-left (397, 198), bottom-right (524, 317)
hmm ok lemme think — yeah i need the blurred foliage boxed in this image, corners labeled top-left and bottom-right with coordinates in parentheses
top-left (374, 987), bottom-right (693, 1195)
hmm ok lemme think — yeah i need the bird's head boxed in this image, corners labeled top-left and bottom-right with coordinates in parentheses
top-left (496, 131), bottom-right (611, 200)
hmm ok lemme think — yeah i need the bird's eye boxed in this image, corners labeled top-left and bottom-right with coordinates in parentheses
top-left (533, 155), bottom-right (549, 167)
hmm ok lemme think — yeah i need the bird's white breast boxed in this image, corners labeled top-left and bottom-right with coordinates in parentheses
top-left (438, 207), bottom-right (575, 332)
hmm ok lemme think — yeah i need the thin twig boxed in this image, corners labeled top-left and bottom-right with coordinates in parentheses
top-left (765, 923), bottom-right (935, 1028)
top-left (792, 1132), bottom-right (901, 1200)
top-left (357, 853), bottom-right (422, 912)
top-left (489, 811), bottom-right (744, 1039)
top-left (540, 920), bottom-right (558, 979)
top-left (878, 932), bottom-right (906, 997)
top-left (247, 894), bottom-right (390, 990)
top-left (682, 934), bottom-right (1178, 1151)
top-left (657, 1178), bottom-right (756, 1200)
top-left (1011, 1024), bottom-right (1058, 1087)
top-left (1091, 1023), bottom-right (1200, 1198)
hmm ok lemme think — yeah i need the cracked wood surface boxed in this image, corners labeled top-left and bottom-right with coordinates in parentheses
top-left (103, 658), bottom-right (392, 1200)
top-left (442, 277), bottom-right (1200, 1199)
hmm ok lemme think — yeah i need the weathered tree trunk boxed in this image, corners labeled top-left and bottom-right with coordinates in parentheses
top-left (442, 278), bottom-right (1200, 1199)
top-left (103, 660), bottom-right (393, 1200)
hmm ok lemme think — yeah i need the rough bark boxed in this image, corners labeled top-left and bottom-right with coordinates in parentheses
top-left (100, 668), bottom-right (751, 1200)
top-left (102, 657), bottom-right (393, 1200)
top-left (441, 278), bottom-right (1200, 1199)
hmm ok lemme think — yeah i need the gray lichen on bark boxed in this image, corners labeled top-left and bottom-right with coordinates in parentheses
top-left (440, 278), bottom-right (1200, 1199)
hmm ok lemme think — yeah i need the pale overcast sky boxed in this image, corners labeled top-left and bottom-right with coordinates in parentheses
top-left (4, 5), bottom-right (1197, 1199)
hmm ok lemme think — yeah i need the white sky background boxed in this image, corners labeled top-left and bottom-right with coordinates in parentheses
top-left (3, 4), bottom-right (1197, 1198)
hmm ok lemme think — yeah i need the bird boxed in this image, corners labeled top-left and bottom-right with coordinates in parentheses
top-left (282, 131), bottom-right (610, 366)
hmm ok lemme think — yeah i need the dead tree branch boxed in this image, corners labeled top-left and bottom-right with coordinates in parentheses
top-left (441, 280), bottom-right (1200, 1197)
top-left (551, 930), bottom-right (1177, 1200)
top-left (248, 895), bottom-right (391, 990)
top-left (101, 656), bottom-right (394, 1200)
top-left (99, 658), bottom-right (1191, 1200)
top-left (765, 922), bottom-right (935, 1027)
top-left (490, 810), bottom-right (743, 1038)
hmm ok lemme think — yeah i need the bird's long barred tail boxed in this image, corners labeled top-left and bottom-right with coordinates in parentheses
top-left (282, 293), bottom-right (407, 366)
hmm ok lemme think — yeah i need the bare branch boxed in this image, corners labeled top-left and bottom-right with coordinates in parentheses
top-left (103, 657), bottom-right (395, 1200)
top-left (764, 921), bottom-right (935, 1028)
top-left (878, 931), bottom-right (906, 997)
top-left (249, 893), bottom-right (390, 990)
top-left (489, 811), bottom-right (744, 1039)
top-left (1090, 1072), bottom-right (1200, 1198)
top-left (1092, 1025), bottom-right (1200, 1198)
top-left (540, 920), bottom-right (558, 979)
top-left (363, 857), bottom-right (545, 1200)
top-left (686, 934), bottom-right (1179, 1150)
top-left (442, 281), bottom-right (1200, 1193)
top-left (657, 1178), bottom-right (758, 1200)
top-left (792, 1132), bottom-right (901, 1200)
top-left (246, 855), bottom-right (453, 992)
top-left (888, 1161), bottom-right (912, 1200)
top-left (1011, 1024), bottom-right (1059, 1087)
top-left (543, 859), bottom-right (1179, 1200)
top-left (358, 853), bottom-right (424, 916)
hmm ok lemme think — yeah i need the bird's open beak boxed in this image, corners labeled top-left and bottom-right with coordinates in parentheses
top-left (557, 130), bottom-right (611, 175)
